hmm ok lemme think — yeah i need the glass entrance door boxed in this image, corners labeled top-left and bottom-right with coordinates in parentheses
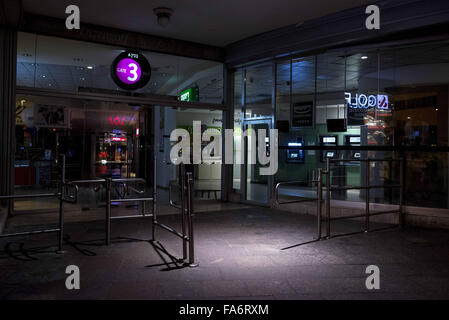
top-left (242, 119), bottom-right (272, 205)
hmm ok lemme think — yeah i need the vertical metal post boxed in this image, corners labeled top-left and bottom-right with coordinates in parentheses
top-left (180, 164), bottom-right (187, 261)
top-left (317, 168), bottom-right (322, 240)
top-left (326, 158), bottom-right (331, 238)
top-left (399, 157), bottom-right (405, 228)
top-left (186, 172), bottom-right (198, 267)
top-left (105, 178), bottom-right (111, 245)
top-left (57, 154), bottom-right (66, 253)
top-left (152, 155), bottom-right (157, 241)
top-left (365, 159), bottom-right (370, 232)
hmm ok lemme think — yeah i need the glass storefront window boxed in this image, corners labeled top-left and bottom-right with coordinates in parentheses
top-left (235, 39), bottom-right (449, 210)
top-left (14, 94), bottom-right (149, 213)
top-left (244, 63), bottom-right (273, 118)
top-left (233, 71), bottom-right (243, 191)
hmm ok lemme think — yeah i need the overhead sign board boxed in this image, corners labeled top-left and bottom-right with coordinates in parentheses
top-left (111, 51), bottom-right (151, 91)
top-left (179, 87), bottom-right (199, 102)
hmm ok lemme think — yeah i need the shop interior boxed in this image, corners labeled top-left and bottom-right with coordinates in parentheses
top-left (13, 94), bottom-right (225, 227)
top-left (234, 41), bottom-right (449, 209)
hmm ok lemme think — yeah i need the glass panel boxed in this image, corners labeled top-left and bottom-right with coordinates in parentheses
top-left (245, 63), bottom-right (273, 118)
top-left (16, 32), bottom-right (223, 103)
top-left (380, 43), bottom-right (449, 208)
top-left (174, 108), bottom-right (223, 200)
top-left (276, 57), bottom-right (316, 185)
top-left (233, 71), bottom-right (243, 190)
top-left (245, 121), bottom-right (269, 204)
top-left (14, 94), bottom-right (146, 217)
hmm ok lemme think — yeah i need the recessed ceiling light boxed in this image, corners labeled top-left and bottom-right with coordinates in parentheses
top-left (361, 56), bottom-right (368, 60)
top-left (87, 66), bottom-right (94, 69)
top-left (407, 116), bottom-right (411, 120)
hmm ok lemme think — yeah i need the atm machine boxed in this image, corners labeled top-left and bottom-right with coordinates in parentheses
top-left (319, 135), bottom-right (345, 199)
top-left (319, 135), bottom-right (338, 163)
top-left (286, 138), bottom-right (305, 164)
top-left (344, 135), bottom-right (361, 200)
top-left (344, 135), bottom-right (361, 160)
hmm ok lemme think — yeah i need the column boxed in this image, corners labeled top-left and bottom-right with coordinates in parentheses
top-left (0, 0), bottom-right (22, 214)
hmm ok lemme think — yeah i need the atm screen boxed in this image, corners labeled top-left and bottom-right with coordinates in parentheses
top-left (349, 137), bottom-right (360, 144)
top-left (286, 149), bottom-right (304, 163)
top-left (323, 137), bottom-right (336, 144)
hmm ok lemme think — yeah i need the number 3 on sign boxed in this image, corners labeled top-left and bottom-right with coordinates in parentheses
top-left (128, 63), bottom-right (138, 82)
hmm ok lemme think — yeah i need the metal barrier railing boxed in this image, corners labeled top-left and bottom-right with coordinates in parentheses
top-left (275, 157), bottom-right (405, 248)
top-left (64, 157), bottom-right (197, 267)
top-left (66, 156), bottom-right (157, 246)
top-left (165, 163), bottom-right (197, 267)
top-left (0, 155), bottom-right (77, 253)
top-left (323, 157), bottom-right (404, 239)
top-left (1, 155), bottom-right (197, 266)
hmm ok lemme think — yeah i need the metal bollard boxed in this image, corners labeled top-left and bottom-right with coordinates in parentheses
top-left (399, 157), bottom-right (405, 228)
top-left (105, 178), bottom-right (111, 245)
top-left (186, 172), bottom-right (198, 267)
top-left (57, 154), bottom-right (66, 253)
top-left (325, 158), bottom-right (331, 238)
top-left (365, 159), bottom-right (370, 232)
top-left (180, 164), bottom-right (187, 261)
top-left (152, 155), bottom-right (157, 241)
top-left (317, 168), bottom-right (322, 240)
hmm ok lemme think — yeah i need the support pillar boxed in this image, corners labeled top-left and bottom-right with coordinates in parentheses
top-left (0, 0), bottom-right (22, 217)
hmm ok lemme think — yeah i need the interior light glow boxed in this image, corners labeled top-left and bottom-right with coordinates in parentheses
top-left (288, 142), bottom-right (303, 147)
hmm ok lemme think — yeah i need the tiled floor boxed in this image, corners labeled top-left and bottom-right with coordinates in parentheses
top-left (1, 207), bottom-right (449, 300)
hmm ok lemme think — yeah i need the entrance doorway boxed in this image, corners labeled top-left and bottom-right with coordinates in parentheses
top-left (242, 119), bottom-right (273, 206)
top-left (14, 94), bottom-right (153, 216)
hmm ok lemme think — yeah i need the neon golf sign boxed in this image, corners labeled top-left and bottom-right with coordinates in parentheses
top-left (345, 92), bottom-right (389, 110)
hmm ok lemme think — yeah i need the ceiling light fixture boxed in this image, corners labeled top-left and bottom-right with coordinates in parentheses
top-left (87, 66), bottom-right (94, 69)
top-left (361, 56), bottom-right (368, 60)
top-left (154, 7), bottom-right (173, 28)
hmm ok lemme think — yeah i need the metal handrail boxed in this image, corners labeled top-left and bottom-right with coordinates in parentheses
top-left (330, 158), bottom-right (402, 163)
top-left (68, 179), bottom-right (106, 185)
top-left (274, 180), bottom-right (319, 205)
top-left (111, 178), bottom-right (146, 183)
top-left (0, 193), bottom-right (59, 200)
top-left (328, 184), bottom-right (401, 191)
top-left (168, 182), bottom-right (184, 209)
top-left (62, 184), bottom-right (79, 204)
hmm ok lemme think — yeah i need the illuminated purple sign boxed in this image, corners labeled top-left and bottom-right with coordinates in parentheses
top-left (115, 58), bottom-right (142, 85)
top-left (111, 51), bottom-right (151, 90)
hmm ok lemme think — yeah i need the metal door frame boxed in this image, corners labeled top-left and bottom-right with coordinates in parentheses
top-left (241, 117), bottom-right (273, 206)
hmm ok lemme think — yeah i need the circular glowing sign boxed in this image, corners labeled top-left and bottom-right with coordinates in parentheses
top-left (111, 51), bottom-right (151, 90)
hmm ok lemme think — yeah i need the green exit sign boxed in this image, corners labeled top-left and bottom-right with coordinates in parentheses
top-left (179, 87), bottom-right (199, 102)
